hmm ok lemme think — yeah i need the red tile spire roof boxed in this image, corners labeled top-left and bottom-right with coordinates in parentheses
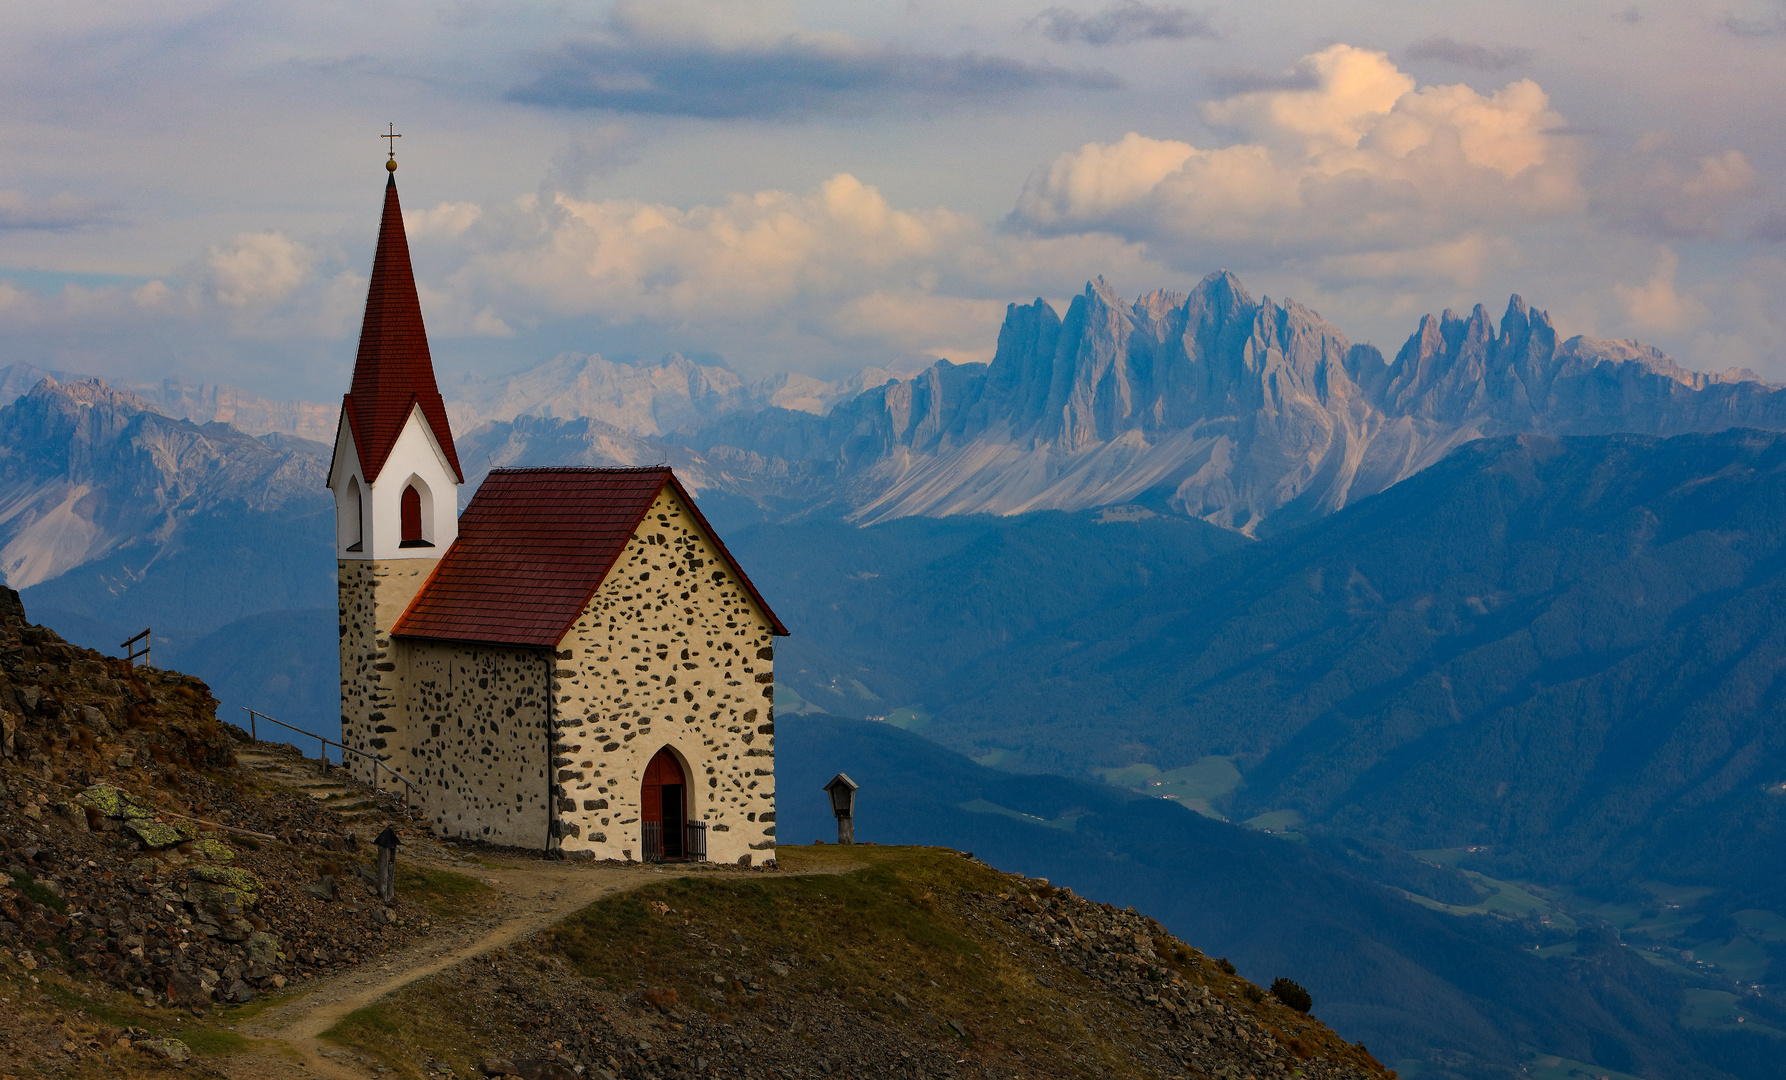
top-left (341, 173), bottom-right (463, 484)
top-left (392, 467), bottom-right (789, 648)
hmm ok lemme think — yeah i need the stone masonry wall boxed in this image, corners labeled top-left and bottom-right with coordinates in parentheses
top-left (398, 641), bottom-right (551, 847)
top-left (552, 486), bottom-right (777, 864)
top-left (337, 558), bottom-right (436, 790)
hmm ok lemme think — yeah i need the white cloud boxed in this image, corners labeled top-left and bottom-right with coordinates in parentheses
top-left (1614, 246), bottom-right (1705, 332)
top-left (1015, 132), bottom-right (1195, 226)
top-left (1200, 44), bottom-right (1415, 154)
top-left (206, 232), bottom-right (311, 308)
top-left (1013, 44), bottom-right (1581, 264)
top-left (426, 172), bottom-right (1162, 357)
top-left (405, 202), bottom-right (484, 239)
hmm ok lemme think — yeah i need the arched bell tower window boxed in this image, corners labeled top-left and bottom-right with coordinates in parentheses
top-left (343, 476), bottom-right (364, 552)
top-left (399, 483), bottom-right (433, 548)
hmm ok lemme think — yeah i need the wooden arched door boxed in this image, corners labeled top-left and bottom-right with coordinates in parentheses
top-left (641, 748), bottom-right (686, 859)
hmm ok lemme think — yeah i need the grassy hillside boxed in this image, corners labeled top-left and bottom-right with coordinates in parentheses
top-left (773, 713), bottom-right (1748, 1080)
top-left (324, 845), bottom-right (1390, 1080)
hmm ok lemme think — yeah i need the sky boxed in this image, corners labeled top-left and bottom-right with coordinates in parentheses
top-left (4, 0), bottom-right (1786, 402)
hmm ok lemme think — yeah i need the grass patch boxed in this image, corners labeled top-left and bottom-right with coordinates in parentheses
top-left (321, 982), bottom-right (491, 1079)
top-left (10, 870), bottom-right (68, 914)
top-left (1094, 763), bottom-right (1160, 788)
top-left (1679, 988), bottom-right (1786, 1038)
top-left (212, 986), bottom-right (303, 1024)
top-left (396, 863), bottom-right (495, 920)
top-left (1523, 1050), bottom-right (1653, 1080)
top-left (1242, 809), bottom-right (1303, 832)
top-left (1733, 908), bottom-right (1786, 943)
top-left (1146, 757), bottom-right (1242, 802)
top-left (33, 973), bottom-right (251, 1056)
top-left (547, 847), bottom-right (1015, 1031)
top-left (878, 706), bottom-right (932, 731)
top-left (321, 846), bottom-right (1382, 1080)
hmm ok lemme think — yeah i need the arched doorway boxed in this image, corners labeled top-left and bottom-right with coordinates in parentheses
top-left (641, 748), bottom-right (686, 860)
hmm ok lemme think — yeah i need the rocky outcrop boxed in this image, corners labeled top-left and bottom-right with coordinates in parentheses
top-left (673, 274), bottom-right (1786, 534)
top-left (0, 586), bottom-right (447, 1011)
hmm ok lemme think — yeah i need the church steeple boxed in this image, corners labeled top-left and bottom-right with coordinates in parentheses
top-left (329, 156), bottom-right (464, 562)
top-left (342, 170), bottom-right (463, 485)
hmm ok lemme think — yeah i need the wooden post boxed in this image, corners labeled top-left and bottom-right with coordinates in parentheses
top-left (374, 825), bottom-right (400, 903)
top-left (824, 773), bottom-right (859, 846)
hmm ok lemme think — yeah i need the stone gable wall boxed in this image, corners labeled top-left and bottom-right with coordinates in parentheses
top-left (551, 485), bottom-right (777, 864)
top-left (399, 641), bottom-right (551, 847)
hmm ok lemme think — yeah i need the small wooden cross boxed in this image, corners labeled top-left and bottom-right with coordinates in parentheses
top-left (381, 123), bottom-right (401, 158)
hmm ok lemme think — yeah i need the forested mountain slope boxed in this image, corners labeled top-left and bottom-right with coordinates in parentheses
top-left (906, 429), bottom-right (1786, 904)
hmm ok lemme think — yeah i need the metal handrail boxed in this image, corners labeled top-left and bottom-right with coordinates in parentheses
top-left (241, 707), bottom-right (421, 803)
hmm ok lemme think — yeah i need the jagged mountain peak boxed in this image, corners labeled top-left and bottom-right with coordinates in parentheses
top-left (25, 375), bottom-right (157, 416)
top-left (0, 374), bottom-right (327, 589)
top-left (674, 272), bottom-right (1786, 534)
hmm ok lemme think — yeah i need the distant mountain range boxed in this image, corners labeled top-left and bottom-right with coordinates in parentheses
top-left (760, 428), bottom-right (1786, 909)
top-left (2, 269), bottom-right (1783, 733)
top-left (673, 273), bottom-right (1786, 532)
top-left (7, 271), bottom-right (1786, 1079)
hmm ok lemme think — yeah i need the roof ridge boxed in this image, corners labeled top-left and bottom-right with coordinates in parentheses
top-left (488, 465), bottom-right (673, 475)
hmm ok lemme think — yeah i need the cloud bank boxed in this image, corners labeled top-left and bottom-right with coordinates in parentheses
top-left (510, 0), bottom-right (1117, 119)
top-left (1034, 2), bottom-right (1219, 46)
top-left (1014, 45), bottom-right (1580, 264)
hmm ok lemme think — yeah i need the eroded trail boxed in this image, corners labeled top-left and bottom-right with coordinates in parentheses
top-left (220, 859), bottom-right (668, 1080)
top-left (218, 857), bottom-right (860, 1080)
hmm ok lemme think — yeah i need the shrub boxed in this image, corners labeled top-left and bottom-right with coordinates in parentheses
top-left (1217, 957), bottom-right (1236, 975)
top-left (1270, 976), bottom-right (1312, 1013)
top-left (1242, 984), bottom-right (1265, 1003)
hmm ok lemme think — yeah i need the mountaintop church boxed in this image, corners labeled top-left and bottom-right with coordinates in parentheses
top-left (329, 158), bottom-right (786, 864)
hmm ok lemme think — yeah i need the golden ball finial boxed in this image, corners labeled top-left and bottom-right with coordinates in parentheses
top-left (386, 157), bottom-right (398, 172)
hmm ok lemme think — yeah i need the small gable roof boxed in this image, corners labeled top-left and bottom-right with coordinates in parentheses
top-left (392, 466), bottom-right (788, 648)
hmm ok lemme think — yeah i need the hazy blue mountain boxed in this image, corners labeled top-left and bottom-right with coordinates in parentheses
top-left (725, 507), bottom-right (1247, 717)
top-left (779, 713), bottom-right (1767, 1080)
top-left (0, 376), bottom-right (338, 739)
top-left (899, 429), bottom-right (1786, 905)
top-left (673, 275), bottom-right (1786, 532)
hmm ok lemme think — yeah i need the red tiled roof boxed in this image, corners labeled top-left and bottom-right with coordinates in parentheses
top-left (340, 174), bottom-right (463, 485)
top-left (392, 467), bottom-right (789, 648)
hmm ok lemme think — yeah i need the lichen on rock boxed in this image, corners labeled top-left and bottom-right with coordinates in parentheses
top-left (194, 837), bottom-right (235, 862)
top-left (190, 864), bottom-right (263, 905)
top-left (76, 784), bottom-right (150, 820)
top-left (125, 820), bottom-right (193, 849)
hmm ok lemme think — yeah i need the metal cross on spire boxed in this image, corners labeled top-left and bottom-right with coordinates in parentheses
top-left (381, 123), bottom-right (401, 171)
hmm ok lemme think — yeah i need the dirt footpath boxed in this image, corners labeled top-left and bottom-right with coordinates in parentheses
top-left (217, 855), bottom-right (861, 1080)
top-left (220, 859), bottom-right (672, 1080)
